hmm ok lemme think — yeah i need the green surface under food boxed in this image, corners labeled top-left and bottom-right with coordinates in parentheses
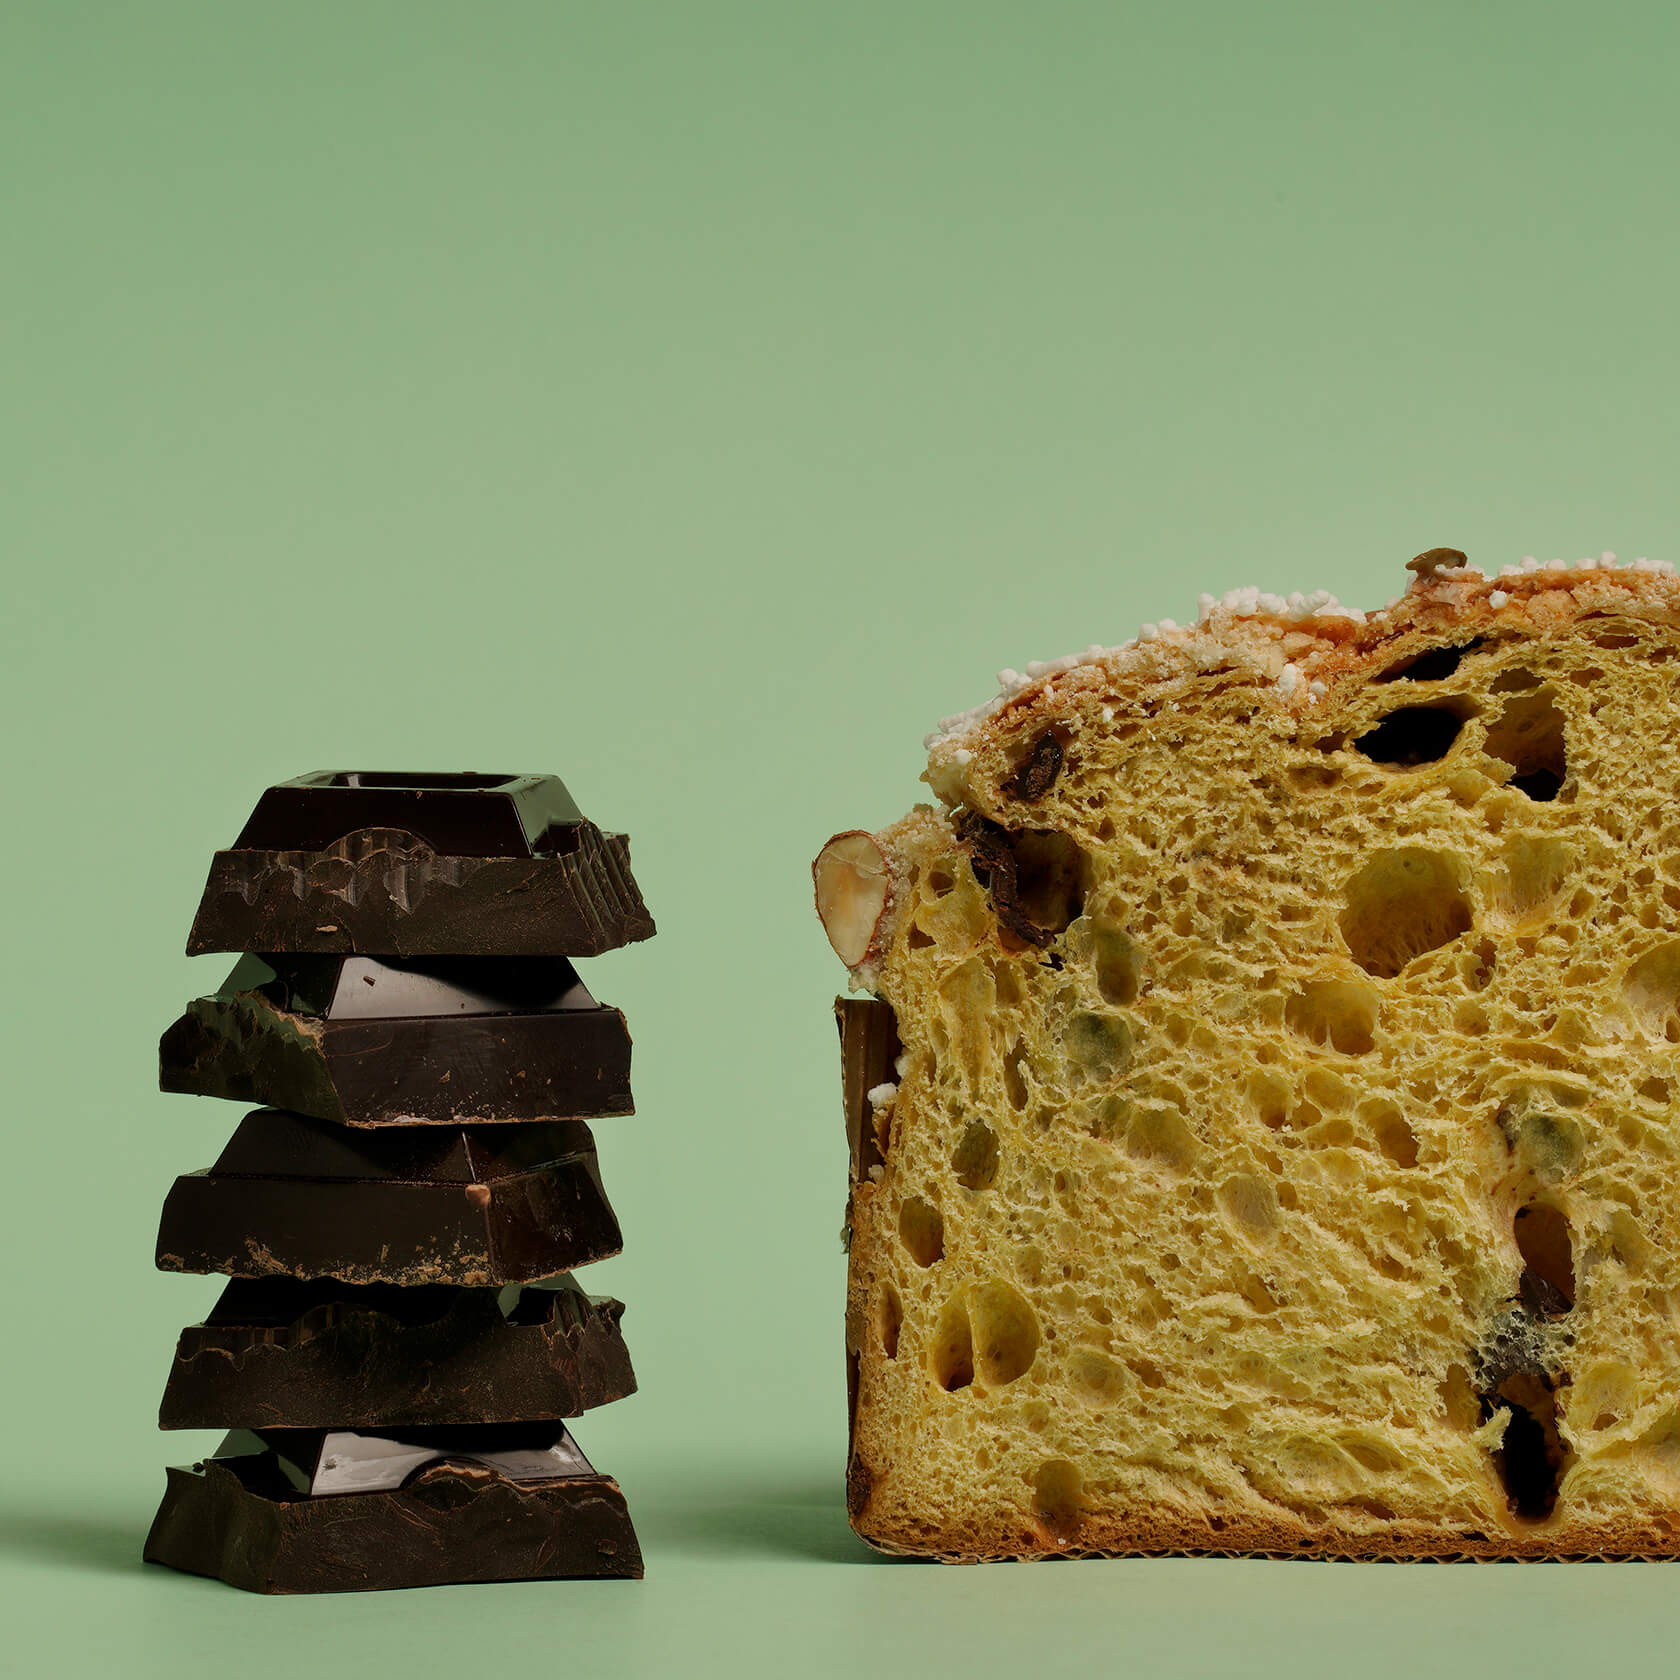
top-left (8, 1), bottom-right (1680, 1671)
top-left (8, 1449), bottom-right (1679, 1680)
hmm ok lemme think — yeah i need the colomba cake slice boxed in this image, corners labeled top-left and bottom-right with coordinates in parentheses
top-left (815, 549), bottom-right (1680, 1560)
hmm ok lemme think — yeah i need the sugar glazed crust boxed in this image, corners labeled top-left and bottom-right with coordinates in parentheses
top-left (817, 551), bottom-right (1680, 1562)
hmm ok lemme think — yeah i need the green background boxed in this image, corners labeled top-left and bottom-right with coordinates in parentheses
top-left (4, 3), bottom-right (1678, 1673)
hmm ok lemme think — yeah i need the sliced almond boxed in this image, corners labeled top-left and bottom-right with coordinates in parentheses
top-left (813, 831), bottom-right (891, 968)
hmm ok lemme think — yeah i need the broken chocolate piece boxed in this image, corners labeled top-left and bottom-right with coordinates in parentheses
top-left (953, 812), bottom-right (1056, 948)
top-left (1519, 1268), bottom-right (1573, 1320)
top-left (155, 1112), bottom-right (621, 1286)
top-left (186, 772), bottom-right (655, 957)
top-left (160, 954), bottom-right (634, 1127)
top-left (1007, 731), bottom-right (1064, 801)
top-left (835, 996), bottom-right (902, 1187)
top-left (144, 1450), bottom-right (642, 1592)
top-left (159, 1275), bottom-right (635, 1430)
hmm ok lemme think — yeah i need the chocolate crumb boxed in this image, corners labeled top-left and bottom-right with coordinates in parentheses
top-left (846, 1455), bottom-right (875, 1520)
top-left (1008, 732), bottom-right (1064, 801)
top-left (954, 812), bottom-right (1056, 948)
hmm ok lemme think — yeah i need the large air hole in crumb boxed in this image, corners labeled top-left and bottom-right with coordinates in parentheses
top-left (1607, 1208), bottom-right (1651, 1274)
top-left (1621, 941), bottom-right (1680, 1040)
top-left (1374, 638), bottom-right (1486, 683)
top-left (1339, 848), bottom-right (1474, 978)
top-left (1499, 1108), bottom-right (1584, 1184)
top-left (1482, 1372), bottom-right (1571, 1522)
top-left (1002, 1043), bottom-right (1030, 1110)
top-left (1576, 1362), bottom-right (1636, 1435)
top-left (1247, 1070), bottom-right (1290, 1131)
top-left (1088, 1093), bottom-right (1131, 1143)
top-left (1360, 1098), bottom-right (1419, 1168)
top-left (1124, 1104), bottom-right (1197, 1173)
top-left (1456, 1001), bottom-right (1489, 1035)
top-left (1217, 1173), bottom-right (1279, 1239)
top-left (951, 1119), bottom-right (1000, 1191)
top-left (1514, 1203), bottom-right (1575, 1312)
top-left (1486, 836), bottom-right (1575, 927)
top-left (1031, 1460), bottom-right (1085, 1544)
top-left (1063, 1011), bottom-right (1133, 1085)
top-left (1009, 830), bottom-right (1087, 935)
top-left (879, 1284), bottom-right (902, 1358)
top-left (1284, 979), bottom-right (1381, 1055)
top-left (1304, 1067), bottom-right (1353, 1112)
top-left (1353, 704), bottom-right (1469, 766)
top-left (970, 1281), bottom-right (1041, 1386)
top-left (1345, 1439), bottom-right (1400, 1475)
top-left (1092, 925), bottom-right (1143, 1005)
top-left (1069, 1346), bottom-right (1129, 1406)
top-left (929, 1293), bottom-right (974, 1391)
top-left (898, 1196), bottom-right (945, 1267)
top-left (1439, 1363), bottom-right (1480, 1431)
top-left (1484, 689), bottom-right (1568, 801)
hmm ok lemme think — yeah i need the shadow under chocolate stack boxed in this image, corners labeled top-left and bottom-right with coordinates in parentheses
top-left (145, 772), bottom-right (655, 1593)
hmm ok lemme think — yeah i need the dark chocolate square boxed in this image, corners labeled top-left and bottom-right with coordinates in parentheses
top-left (144, 1447), bottom-right (642, 1592)
top-left (158, 1275), bottom-right (636, 1430)
top-left (185, 770), bottom-right (655, 957)
top-left (160, 954), bottom-right (635, 1126)
top-left (155, 1112), bottom-right (621, 1286)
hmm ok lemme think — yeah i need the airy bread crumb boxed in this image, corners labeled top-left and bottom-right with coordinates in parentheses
top-left (823, 552), bottom-right (1680, 1560)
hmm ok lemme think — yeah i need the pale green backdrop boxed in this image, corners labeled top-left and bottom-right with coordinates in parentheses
top-left (4, 3), bottom-right (1678, 1675)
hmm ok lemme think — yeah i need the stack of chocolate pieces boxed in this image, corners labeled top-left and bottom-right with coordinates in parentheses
top-left (143, 773), bottom-right (655, 1593)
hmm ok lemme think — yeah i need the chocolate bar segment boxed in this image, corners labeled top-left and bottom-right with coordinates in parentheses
top-left (186, 772), bottom-right (655, 957)
top-left (160, 955), bottom-right (634, 1126)
top-left (155, 1112), bottom-right (621, 1286)
top-left (144, 1451), bottom-right (641, 1592)
top-left (836, 996), bottom-right (903, 1186)
top-left (159, 1275), bottom-right (636, 1429)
